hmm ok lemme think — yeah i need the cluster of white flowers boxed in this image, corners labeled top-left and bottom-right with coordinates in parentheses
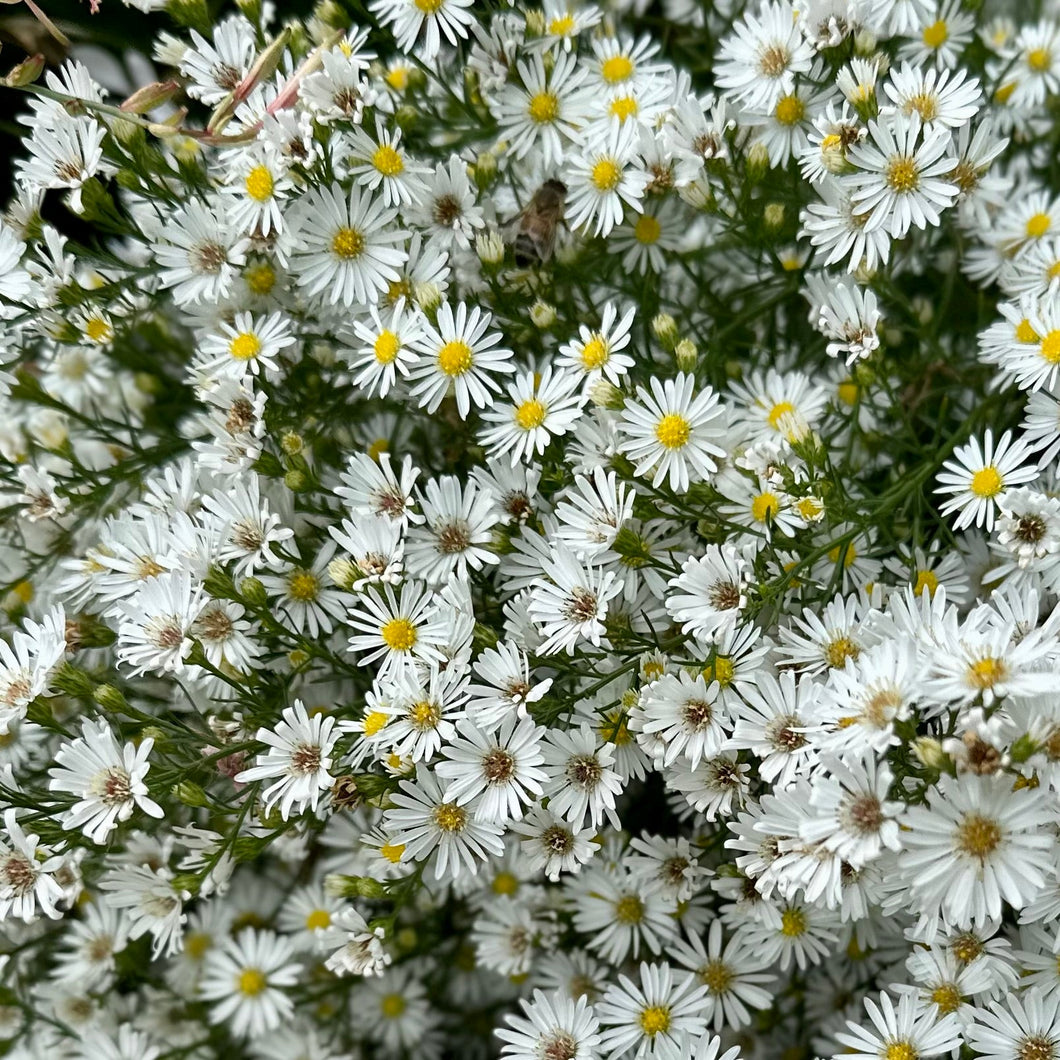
top-left (3, 0), bottom-right (1060, 1057)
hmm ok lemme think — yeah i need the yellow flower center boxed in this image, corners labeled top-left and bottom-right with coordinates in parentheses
top-left (380, 617), bottom-right (417, 651)
top-left (1026, 212), bottom-right (1052, 239)
top-left (432, 802), bottom-right (467, 833)
top-left (185, 932), bottom-right (212, 959)
top-left (824, 636), bottom-right (860, 669)
top-left (913, 569), bottom-right (939, 597)
top-left (516, 398), bottom-right (546, 429)
top-left (287, 570), bottom-right (319, 602)
top-left (1017, 318), bottom-right (1040, 343)
top-left (602, 54), bottom-right (634, 83)
top-left (380, 841), bottom-right (405, 863)
top-left (245, 165), bottom-right (274, 202)
top-left (244, 262), bottom-right (276, 295)
top-left (638, 1006), bottom-right (671, 1036)
top-left (306, 908), bottom-right (331, 931)
top-left (774, 94), bottom-right (805, 125)
top-left (970, 466), bottom-right (1002, 498)
top-left (828, 542), bottom-right (858, 568)
top-left (386, 65), bottom-right (410, 90)
top-left (614, 894), bottom-right (644, 923)
top-left (437, 339), bottom-right (473, 376)
top-left (1040, 330), bottom-right (1060, 364)
top-left (592, 158), bottom-right (622, 191)
top-left (751, 492), bottom-right (780, 522)
top-left (957, 813), bottom-right (1002, 858)
top-left (922, 19), bottom-right (949, 48)
top-left (580, 335), bottom-right (610, 369)
top-left (372, 144), bottom-right (405, 177)
top-left (548, 13), bottom-right (575, 35)
top-left (655, 413), bottom-right (691, 450)
top-left (492, 871), bottom-right (519, 895)
top-left (332, 227), bottom-right (365, 259)
top-left (767, 400), bottom-right (796, 429)
top-left (995, 81), bottom-right (1018, 104)
top-left (1027, 47), bottom-right (1052, 72)
top-left (634, 214), bottom-right (661, 244)
top-left (884, 1042), bottom-right (918, 1060)
top-left (611, 95), bottom-right (639, 121)
top-left (780, 907), bottom-right (806, 937)
top-left (374, 330), bottom-right (401, 364)
top-left (886, 156), bottom-right (920, 193)
top-left (238, 969), bottom-right (267, 996)
top-left (699, 959), bottom-right (733, 993)
top-left (380, 993), bottom-right (406, 1018)
top-left (414, 0), bottom-right (443, 12)
top-left (528, 91), bottom-right (559, 124)
top-left (930, 983), bottom-right (963, 1015)
top-left (84, 317), bottom-right (112, 343)
top-left (367, 438), bottom-right (389, 461)
top-left (229, 331), bottom-right (262, 361)
top-left (706, 655), bottom-right (735, 687)
top-left (410, 700), bottom-right (439, 728)
top-left (363, 710), bottom-right (388, 737)
top-left (968, 655), bottom-right (1006, 690)
top-left (837, 380), bottom-right (859, 405)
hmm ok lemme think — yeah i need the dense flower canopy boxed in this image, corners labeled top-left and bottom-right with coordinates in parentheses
top-left (2, 0), bottom-right (1060, 1058)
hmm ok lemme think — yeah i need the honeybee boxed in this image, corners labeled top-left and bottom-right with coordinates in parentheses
top-left (510, 179), bottom-right (567, 266)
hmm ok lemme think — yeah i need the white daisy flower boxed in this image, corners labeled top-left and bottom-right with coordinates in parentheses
top-left (345, 119), bottom-right (429, 208)
top-left (834, 990), bottom-right (962, 1060)
top-left (510, 804), bottom-right (598, 881)
top-left (342, 298), bottom-right (425, 398)
top-left (565, 120), bottom-right (649, 238)
top-left (49, 717), bottom-right (164, 844)
top-left (556, 302), bottom-right (637, 386)
top-left (195, 311), bottom-right (295, 383)
top-left (236, 700), bottom-right (338, 820)
top-left (370, 0), bottom-right (476, 60)
top-left (497, 988), bottom-right (601, 1060)
top-left (346, 580), bottom-right (447, 679)
top-left (0, 809), bottom-right (66, 921)
top-left (618, 372), bottom-right (728, 492)
top-left (666, 545), bottom-right (751, 645)
top-left (287, 183), bottom-right (408, 307)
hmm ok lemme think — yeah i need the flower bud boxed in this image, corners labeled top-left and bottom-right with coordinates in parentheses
top-left (912, 737), bottom-right (950, 771)
top-left (280, 431), bottom-right (304, 455)
top-left (93, 684), bottom-right (128, 713)
top-left (530, 301), bottom-right (556, 328)
top-left (472, 150), bottom-right (497, 190)
top-left (284, 469), bottom-right (308, 492)
top-left (324, 874), bottom-right (390, 899)
top-left (328, 557), bottom-right (358, 590)
top-left (652, 313), bottom-right (679, 349)
top-left (588, 379), bottom-right (623, 409)
top-left (121, 80), bottom-right (182, 115)
top-left (763, 202), bottom-right (785, 231)
top-left (27, 410), bottom-right (68, 450)
top-left (239, 577), bottom-right (268, 607)
top-left (4, 54), bottom-right (45, 88)
top-left (745, 142), bottom-right (770, 183)
top-left (173, 781), bottom-right (210, 808)
top-left (415, 282), bottom-right (442, 315)
top-left (853, 28), bottom-right (877, 54)
top-left (674, 338), bottom-right (697, 372)
top-left (476, 230), bottom-right (505, 266)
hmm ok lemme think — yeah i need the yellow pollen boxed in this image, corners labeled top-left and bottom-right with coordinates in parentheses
top-left (780, 907), bottom-right (806, 937)
top-left (528, 91), bottom-right (559, 124)
top-left (1050, 260), bottom-right (1060, 280)
top-left (244, 165), bottom-right (274, 202)
top-left (655, 413), bottom-right (691, 450)
top-left (828, 542), bottom-right (858, 568)
top-left (580, 335), bottom-right (610, 369)
top-left (922, 19), bottom-right (949, 48)
top-left (797, 497), bottom-right (823, 520)
top-left (592, 158), bottom-right (622, 191)
top-left (1026, 212), bottom-right (1052, 239)
top-left (380, 617), bottom-right (417, 651)
top-left (238, 969), bottom-right (267, 996)
top-left (437, 339), bottom-right (473, 377)
top-left (380, 993), bottom-right (406, 1018)
top-left (886, 156), bottom-right (920, 193)
top-left (374, 330), bottom-right (401, 364)
top-left (409, 700), bottom-right (438, 727)
top-left (913, 569), bottom-right (939, 597)
top-left (638, 1006), bottom-right (671, 1036)
top-left (700, 959), bottom-right (733, 993)
top-left (414, 0), bottom-right (442, 12)
top-left (516, 398), bottom-right (547, 429)
top-left (1027, 47), bottom-right (1052, 72)
top-left (386, 66), bottom-right (410, 90)
top-left (84, 317), bottom-right (112, 343)
top-left (709, 655), bottom-right (735, 687)
top-left (380, 841), bottom-right (405, 863)
top-left (825, 636), bottom-right (860, 669)
top-left (306, 909), bottom-right (331, 931)
top-left (970, 466), bottom-right (1002, 498)
top-left (1017, 318), bottom-right (1041, 343)
top-left (1040, 330), bottom-right (1060, 363)
top-left (930, 983), bottom-right (963, 1015)
top-left (244, 262), bottom-right (276, 295)
top-left (185, 932), bottom-right (212, 959)
top-left (287, 570), bottom-right (319, 601)
top-left (995, 81), bottom-right (1018, 104)
top-left (372, 144), bottom-right (404, 177)
top-left (368, 438), bottom-right (389, 461)
top-left (968, 655), bottom-right (1005, 690)
top-left (363, 710), bottom-right (388, 737)
top-left (433, 802), bottom-right (466, 832)
top-left (614, 894), bottom-right (644, 923)
top-left (634, 214), bottom-right (661, 243)
top-left (610, 95), bottom-right (639, 121)
top-left (767, 400), bottom-right (796, 428)
top-left (774, 94), bottom-right (805, 125)
top-left (548, 13), bottom-right (575, 35)
top-left (838, 381), bottom-right (859, 405)
top-left (600, 711), bottom-right (631, 745)
top-left (751, 492), bottom-right (780, 522)
top-left (492, 871), bottom-right (519, 895)
top-left (884, 1042), bottom-right (918, 1060)
top-left (957, 813), bottom-right (1002, 858)
top-left (331, 227), bottom-right (365, 259)
top-left (229, 331), bottom-right (261, 362)
top-left (601, 53), bottom-right (635, 83)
